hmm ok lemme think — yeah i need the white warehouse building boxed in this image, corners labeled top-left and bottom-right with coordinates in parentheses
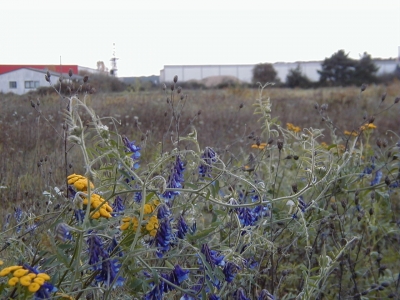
top-left (160, 59), bottom-right (398, 84)
top-left (0, 68), bottom-right (83, 95)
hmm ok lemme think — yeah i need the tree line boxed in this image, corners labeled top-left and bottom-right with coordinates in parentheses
top-left (252, 50), bottom-right (400, 88)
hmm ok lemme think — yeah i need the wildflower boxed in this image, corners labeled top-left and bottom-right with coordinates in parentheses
top-left (67, 174), bottom-right (94, 191)
top-left (238, 207), bottom-right (255, 227)
top-left (122, 136), bottom-right (141, 169)
top-left (201, 244), bottom-right (225, 269)
top-left (74, 209), bottom-right (85, 223)
top-left (199, 147), bottom-right (217, 177)
top-left (209, 295), bottom-right (221, 300)
top-left (120, 216), bottom-right (139, 231)
top-left (55, 223), bottom-right (73, 242)
top-left (134, 191), bottom-right (142, 203)
top-left (154, 218), bottom-right (172, 257)
top-left (176, 215), bottom-right (189, 239)
top-left (170, 264), bottom-right (189, 285)
top-left (87, 233), bottom-right (108, 270)
top-left (360, 123), bottom-right (377, 131)
top-left (297, 195), bottom-right (309, 212)
top-left (360, 163), bottom-right (375, 178)
top-left (82, 193), bottom-right (113, 219)
top-left (233, 288), bottom-right (251, 300)
top-left (111, 196), bottom-right (125, 216)
top-left (223, 261), bottom-right (240, 282)
top-left (157, 204), bottom-right (172, 220)
top-left (344, 130), bottom-right (358, 137)
top-left (251, 142), bottom-right (267, 150)
top-left (258, 289), bottom-right (275, 300)
top-left (163, 155), bottom-right (185, 201)
top-left (95, 258), bottom-right (124, 287)
top-left (287, 122), bottom-right (301, 133)
top-left (370, 170), bottom-right (383, 186)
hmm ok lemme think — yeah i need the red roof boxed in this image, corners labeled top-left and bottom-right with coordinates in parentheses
top-left (0, 65), bottom-right (78, 75)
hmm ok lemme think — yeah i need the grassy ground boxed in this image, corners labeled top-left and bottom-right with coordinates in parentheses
top-left (0, 81), bottom-right (399, 208)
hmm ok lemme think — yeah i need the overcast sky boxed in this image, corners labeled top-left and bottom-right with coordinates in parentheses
top-left (1, 0), bottom-right (399, 77)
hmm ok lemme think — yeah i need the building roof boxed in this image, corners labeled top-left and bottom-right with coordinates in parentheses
top-left (0, 67), bottom-right (83, 81)
top-left (0, 64), bottom-right (79, 75)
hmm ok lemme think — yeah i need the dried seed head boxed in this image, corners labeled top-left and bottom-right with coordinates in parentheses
top-left (314, 103), bottom-right (319, 110)
top-left (277, 139), bottom-right (283, 150)
top-left (256, 137), bottom-right (261, 146)
top-left (291, 183), bottom-right (298, 193)
top-left (180, 95), bottom-right (184, 100)
top-left (369, 207), bottom-right (374, 215)
top-left (293, 155), bottom-right (299, 160)
top-left (376, 138), bottom-right (382, 148)
top-left (321, 104), bottom-right (328, 111)
top-left (239, 103), bottom-right (244, 109)
top-left (385, 176), bottom-right (391, 186)
top-left (361, 83), bottom-right (367, 92)
top-left (68, 69), bottom-right (73, 77)
top-left (30, 100), bottom-right (36, 108)
top-left (381, 92), bottom-right (387, 102)
top-left (197, 110), bottom-right (201, 115)
top-left (382, 139), bottom-right (388, 148)
top-left (173, 75), bottom-right (178, 83)
top-left (83, 75), bottom-right (89, 83)
top-left (45, 74), bottom-right (50, 82)
top-left (368, 115), bottom-right (375, 124)
top-left (395, 97), bottom-right (400, 104)
top-left (267, 137), bottom-right (274, 145)
top-left (177, 86), bottom-right (182, 94)
top-left (170, 84), bottom-right (174, 91)
top-left (162, 83), bottom-right (166, 91)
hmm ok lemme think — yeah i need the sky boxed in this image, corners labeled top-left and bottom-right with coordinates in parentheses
top-left (1, 0), bottom-right (399, 77)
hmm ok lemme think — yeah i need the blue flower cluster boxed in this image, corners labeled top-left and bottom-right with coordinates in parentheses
top-left (370, 170), bottom-right (382, 186)
top-left (144, 264), bottom-right (189, 299)
top-left (199, 147), bottom-right (217, 177)
top-left (86, 233), bottom-right (124, 287)
top-left (122, 136), bottom-right (141, 169)
top-left (154, 218), bottom-right (172, 258)
top-left (163, 155), bottom-right (185, 202)
top-left (111, 195), bottom-right (125, 216)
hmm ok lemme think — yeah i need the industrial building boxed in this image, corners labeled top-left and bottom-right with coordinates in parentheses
top-left (160, 59), bottom-right (398, 84)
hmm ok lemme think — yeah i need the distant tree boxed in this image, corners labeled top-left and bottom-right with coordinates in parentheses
top-left (353, 52), bottom-right (379, 85)
top-left (252, 63), bottom-right (278, 85)
top-left (318, 50), bottom-right (357, 86)
top-left (286, 64), bottom-right (311, 88)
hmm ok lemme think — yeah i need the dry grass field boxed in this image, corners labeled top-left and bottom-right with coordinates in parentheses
top-left (0, 81), bottom-right (399, 207)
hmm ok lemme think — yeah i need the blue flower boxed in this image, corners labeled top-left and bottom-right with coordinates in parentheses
top-left (245, 257), bottom-right (259, 269)
top-left (201, 244), bottom-right (225, 269)
top-left (74, 209), bottom-right (85, 223)
top-left (163, 155), bottom-right (185, 201)
top-left (157, 204), bottom-right (172, 220)
top-left (122, 136), bottom-right (141, 169)
top-left (370, 170), bottom-right (382, 186)
top-left (258, 289), bottom-right (275, 300)
top-left (95, 258), bottom-right (124, 288)
top-left (176, 215), bottom-right (189, 239)
top-left (55, 223), bottom-right (73, 242)
top-left (199, 147), bottom-right (217, 177)
top-left (170, 264), bottom-right (190, 285)
top-left (14, 206), bottom-right (22, 233)
top-left (209, 295), bottom-right (221, 300)
top-left (144, 284), bottom-right (164, 300)
top-left (87, 233), bottom-right (108, 270)
top-left (233, 288), bottom-right (251, 300)
top-left (238, 207), bottom-right (255, 227)
top-left (223, 261), bottom-right (240, 282)
top-left (134, 190), bottom-right (142, 203)
top-left (297, 195), bottom-right (309, 212)
top-left (107, 237), bottom-right (123, 257)
top-left (111, 196), bottom-right (125, 216)
top-left (154, 218), bottom-right (172, 257)
top-left (359, 163), bottom-right (375, 178)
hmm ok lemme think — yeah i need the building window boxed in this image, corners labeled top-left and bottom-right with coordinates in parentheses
top-left (24, 81), bottom-right (40, 89)
top-left (9, 81), bottom-right (17, 89)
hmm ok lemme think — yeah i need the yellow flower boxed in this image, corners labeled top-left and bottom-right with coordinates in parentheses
top-left (28, 282), bottom-right (41, 292)
top-left (83, 193), bottom-right (113, 219)
top-left (13, 268), bottom-right (29, 278)
top-left (0, 260), bottom-right (3, 265)
top-left (33, 277), bottom-right (45, 285)
top-left (56, 292), bottom-right (75, 300)
top-left (0, 265), bottom-right (23, 276)
top-left (149, 229), bottom-right (157, 237)
top-left (360, 123), bottom-right (377, 131)
top-left (144, 204), bottom-right (153, 214)
top-left (27, 273), bottom-right (37, 279)
top-left (251, 143), bottom-right (267, 150)
top-left (287, 123), bottom-right (301, 133)
top-left (120, 222), bottom-right (130, 230)
top-left (36, 273), bottom-right (51, 281)
top-left (19, 275), bottom-right (33, 286)
top-left (99, 208), bottom-right (111, 218)
top-left (8, 277), bottom-right (19, 286)
top-left (91, 211), bottom-right (101, 219)
top-left (344, 130), bottom-right (358, 137)
top-left (146, 222), bottom-right (155, 231)
top-left (67, 174), bottom-right (94, 191)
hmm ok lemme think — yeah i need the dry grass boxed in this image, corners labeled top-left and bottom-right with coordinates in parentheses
top-left (0, 81), bottom-right (399, 207)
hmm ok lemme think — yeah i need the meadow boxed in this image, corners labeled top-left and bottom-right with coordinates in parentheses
top-left (0, 79), bottom-right (399, 299)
